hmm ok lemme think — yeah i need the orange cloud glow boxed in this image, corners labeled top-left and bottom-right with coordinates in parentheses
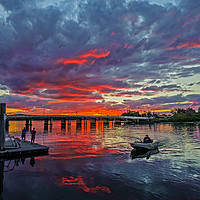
top-left (56, 49), bottom-right (110, 66)
top-left (57, 58), bottom-right (87, 65)
top-left (176, 42), bottom-right (200, 49)
top-left (169, 41), bottom-right (200, 50)
top-left (80, 49), bottom-right (110, 58)
top-left (20, 88), bottom-right (34, 94)
top-left (46, 107), bottom-right (122, 116)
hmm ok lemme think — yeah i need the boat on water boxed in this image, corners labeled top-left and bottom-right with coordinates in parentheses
top-left (130, 141), bottom-right (159, 150)
top-left (130, 148), bottom-right (159, 159)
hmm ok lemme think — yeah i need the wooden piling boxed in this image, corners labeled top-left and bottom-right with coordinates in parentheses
top-left (0, 161), bottom-right (4, 195)
top-left (0, 103), bottom-right (6, 151)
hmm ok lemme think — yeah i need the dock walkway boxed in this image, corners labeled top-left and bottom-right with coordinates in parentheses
top-left (0, 140), bottom-right (49, 160)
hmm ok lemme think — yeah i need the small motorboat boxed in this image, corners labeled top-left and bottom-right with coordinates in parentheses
top-left (130, 141), bottom-right (159, 150)
top-left (130, 148), bottom-right (159, 159)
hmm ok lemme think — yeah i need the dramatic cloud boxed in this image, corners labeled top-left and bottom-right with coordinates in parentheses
top-left (0, 0), bottom-right (200, 115)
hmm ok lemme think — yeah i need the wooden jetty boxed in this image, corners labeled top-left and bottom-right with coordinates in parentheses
top-left (0, 140), bottom-right (49, 160)
top-left (0, 103), bottom-right (49, 160)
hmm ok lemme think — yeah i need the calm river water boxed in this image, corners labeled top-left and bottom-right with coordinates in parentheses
top-left (1, 121), bottom-right (200, 200)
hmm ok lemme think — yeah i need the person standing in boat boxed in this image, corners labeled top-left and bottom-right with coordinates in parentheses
top-left (143, 135), bottom-right (152, 143)
top-left (21, 127), bottom-right (27, 142)
top-left (31, 128), bottom-right (36, 144)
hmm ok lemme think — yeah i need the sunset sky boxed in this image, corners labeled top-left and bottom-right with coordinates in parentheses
top-left (0, 0), bottom-right (200, 115)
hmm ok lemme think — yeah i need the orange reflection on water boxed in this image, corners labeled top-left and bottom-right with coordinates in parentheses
top-left (96, 121), bottom-right (103, 133)
top-left (60, 176), bottom-right (111, 194)
top-left (158, 124), bottom-right (174, 132)
top-left (81, 120), bottom-right (91, 134)
top-left (109, 121), bottom-right (114, 129)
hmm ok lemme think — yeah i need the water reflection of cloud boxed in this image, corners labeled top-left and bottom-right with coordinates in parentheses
top-left (57, 176), bottom-right (111, 194)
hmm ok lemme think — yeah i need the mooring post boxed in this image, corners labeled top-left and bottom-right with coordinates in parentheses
top-left (5, 119), bottom-right (9, 132)
top-left (0, 161), bottom-right (4, 195)
top-left (0, 103), bottom-right (6, 151)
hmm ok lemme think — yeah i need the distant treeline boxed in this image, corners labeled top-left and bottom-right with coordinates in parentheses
top-left (121, 108), bottom-right (200, 122)
top-left (157, 108), bottom-right (200, 122)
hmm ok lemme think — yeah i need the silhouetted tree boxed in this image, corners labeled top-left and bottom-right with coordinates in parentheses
top-left (185, 108), bottom-right (196, 116)
top-left (121, 110), bottom-right (141, 116)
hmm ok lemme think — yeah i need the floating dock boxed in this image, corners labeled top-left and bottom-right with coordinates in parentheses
top-left (0, 140), bottom-right (49, 160)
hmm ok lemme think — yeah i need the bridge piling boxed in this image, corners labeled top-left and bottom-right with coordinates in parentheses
top-left (61, 118), bottom-right (66, 130)
top-left (25, 119), bottom-right (30, 131)
top-left (49, 119), bottom-right (52, 132)
top-left (90, 118), bottom-right (96, 125)
top-left (76, 118), bottom-right (82, 125)
top-left (44, 119), bottom-right (49, 132)
top-left (67, 119), bottom-right (71, 125)
top-left (103, 118), bottom-right (109, 124)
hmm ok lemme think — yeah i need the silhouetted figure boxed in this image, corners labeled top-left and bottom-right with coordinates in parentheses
top-left (143, 135), bottom-right (152, 143)
top-left (21, 127), bottom-right (27, 141)
top-left (31, 128), bottom-right (36, 144)
top-left (30, 157), bottom-right (35, 167)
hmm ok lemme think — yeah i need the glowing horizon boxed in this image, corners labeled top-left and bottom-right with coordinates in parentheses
top-left (0, 0), bottom-right (199, 115)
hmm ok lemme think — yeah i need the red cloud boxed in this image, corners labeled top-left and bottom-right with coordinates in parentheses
top-left (182, 15), bottom-right (200, 28)
top-left (56, 49), bottom-right (110, 66)
top-left (169, 41), bottom-right (200, 50)
top-left (20, 88), bottom-right (34, 94)
top-left (57, 58), bottom-right (87, 65)
top-left (176, 42), bottom-right (200, 49)
top-left (80, 49), bottom-right (110, 58)
top-left (124, 43), bottom-right (134, 49)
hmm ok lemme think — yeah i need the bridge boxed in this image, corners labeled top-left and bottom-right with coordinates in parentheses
top-left (6, 114), bottom-right (154, 131)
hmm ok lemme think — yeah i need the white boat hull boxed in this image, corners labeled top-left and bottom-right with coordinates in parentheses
top-left (130, 142), bottom-right (159, 150)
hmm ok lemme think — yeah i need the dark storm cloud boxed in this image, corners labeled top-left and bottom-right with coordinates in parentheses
top-left (0, 94), bottom-right (50, 109)
top-left (123, 94), bottom-right (200, 110)
top-left (0, 0), bottom-right (200, 112)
